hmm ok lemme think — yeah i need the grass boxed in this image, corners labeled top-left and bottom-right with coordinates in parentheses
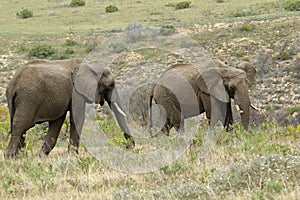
top-left (0, 108), bottom-right (299, 199)
top-left (0, 0), bottom-right (300, 199)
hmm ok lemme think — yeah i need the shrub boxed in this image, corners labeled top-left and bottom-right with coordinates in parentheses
top-left (175, 1), bottom-right (192, 10)
top-left (69, 0), bottom-right (85, 7)
top-left (232, 9), bottom-right (255, 17)
top-left (216, 0), bottom-right (225, 3)
top-left (29, 44), bottom-right (56, 59)
top-left (125, 22), bottom-right (142, 43)
top-left (65, 39), bottom-right (78, 46)
top-left (240, 23), bottom-right (253, 31)
top-left (59, 48), bottom-right (75, 59)
top-left (283, 0), bottom-right (300, 11)
top-left (166, 1), bottom-right (191, 10)
top-left (16, 9), bottom-right (33, 19)
top-left (159, 25), bottom-right (176, 36)
top-left (105, 5), bottom-right (119, 13)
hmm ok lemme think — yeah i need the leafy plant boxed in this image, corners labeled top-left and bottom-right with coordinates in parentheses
top-left (70, 0), bottom-right (85, 7)
top-left (16, 8), bottom-right (33, 19)
top-left (216, 0), bottom-right (225, 3)
top-left (106, 5), bottom-right (119, 13)
top-left (28, 44), bottom-right (56, 59)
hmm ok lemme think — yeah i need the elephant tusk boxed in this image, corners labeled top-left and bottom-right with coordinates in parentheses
top-left (250, 104), bottom-right (260, 111)
top-left (114, 102), bottom-right (127, 117)
top-left (235, 105), bottom-right (244, 114)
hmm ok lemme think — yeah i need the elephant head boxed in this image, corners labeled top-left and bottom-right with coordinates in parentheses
top-left (72, 63), bottom-right (134, 145)
top-left (197, 60), bottom-right (256, 129)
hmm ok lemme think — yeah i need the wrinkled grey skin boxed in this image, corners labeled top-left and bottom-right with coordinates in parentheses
top-left (150, 59), bottom-right (256, 135)
top-left (5, 58), bottom-right (134, 158)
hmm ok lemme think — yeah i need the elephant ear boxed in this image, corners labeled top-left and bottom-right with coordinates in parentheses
top-left (236, 62), bottom-right (256, 86)
top-left (197, 67), bottom-right (230, 102)
top-left (72, 63), bottom-right (103, 102)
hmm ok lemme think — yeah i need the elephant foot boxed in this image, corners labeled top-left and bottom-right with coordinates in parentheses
top-left (68, 145), bottom-right (79, 155)
top-left (125, 137), bottom-right (135, 149)
top-left (4, 150), bottom-right (17, 159)
top-left (36, 150), bottom-right (48, 158)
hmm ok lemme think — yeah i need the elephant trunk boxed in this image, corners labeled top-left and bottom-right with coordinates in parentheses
top-left (234, 85), bottom-right (250, 129)
top-left (107, 88), bottom-right (135, 147)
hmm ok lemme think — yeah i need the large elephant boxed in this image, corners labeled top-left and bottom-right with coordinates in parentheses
top-left (5, 58), bottom-right (134, 158)
top-left (150, 59), bottom-right (256, 135)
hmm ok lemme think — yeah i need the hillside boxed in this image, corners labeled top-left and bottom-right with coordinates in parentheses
top-left (0, 0), bottom-right (299, 199)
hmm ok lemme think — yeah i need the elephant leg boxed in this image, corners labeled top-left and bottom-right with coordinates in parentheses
top-left (5, 109), bottom-right (34, 158)
top-left (69, 111), bottom-right (81, 153)
top-left (210, 97), bottom-right (226, 128)
top-left (201, 93), bottom-right (212, 125)
top-left (40, 114), bottom-right (66, 156)
top-left (69, 92), bottom-right (86, 153)
top-left (161, 118), bottom-right (172, 136)
top-left (172, 110), bottom-right (184, 134)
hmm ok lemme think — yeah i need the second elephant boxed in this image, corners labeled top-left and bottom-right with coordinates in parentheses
top-left (150, 59), bottom-right (256, 135)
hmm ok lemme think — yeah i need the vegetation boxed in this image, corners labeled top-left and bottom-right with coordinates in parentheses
top-left (69, 0), bottom-right (86, 7)
top-left (283, 0), bottom-right (300, 11)
top-left (105, 5), bottom-right (119, 13)
top-left (28, 44), bottom-right (56, 59)
top-left (16, 8), bottom-right (33, 19)
top-left (239, 23), bottom-right (253, 31)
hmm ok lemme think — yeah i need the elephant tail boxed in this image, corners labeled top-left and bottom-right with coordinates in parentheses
top-left (149, 93), bottom-right (153, 134)
top-left (6, 89), bottom-right (16, 134)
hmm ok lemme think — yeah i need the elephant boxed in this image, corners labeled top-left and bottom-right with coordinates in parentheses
top-left (149, 59), bottom-right (256, 135)
top-left (5, 58), bottom-right (134, 158)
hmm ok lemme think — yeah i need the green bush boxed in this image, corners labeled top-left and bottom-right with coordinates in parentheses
top-left (232, 9), bottom-right (255, 17)
top-left (283, 0), bottom-right (300, 11)
top-left (106, 5), bottom-right (119, 13)
top-left (59, 48), bottom-right (75, 59)
top-left (216, 0), bottom-right (225, 3)
top-left (175, 1), bottom-right (192, 10)
top-left (69, 0), bottom-right (85, 7)
top-left (65, 39), bottom-right (78, 46)
top-left (159, 25), bottom-right (176, 36)
top-left (240, 23), bottom-right (253, 31)
top-left (166, 1), bottom-right (191, 10)
top-left (16, 9), bottom-right (33, 19)
top-left (29, 44), bottom-right (56, 59)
